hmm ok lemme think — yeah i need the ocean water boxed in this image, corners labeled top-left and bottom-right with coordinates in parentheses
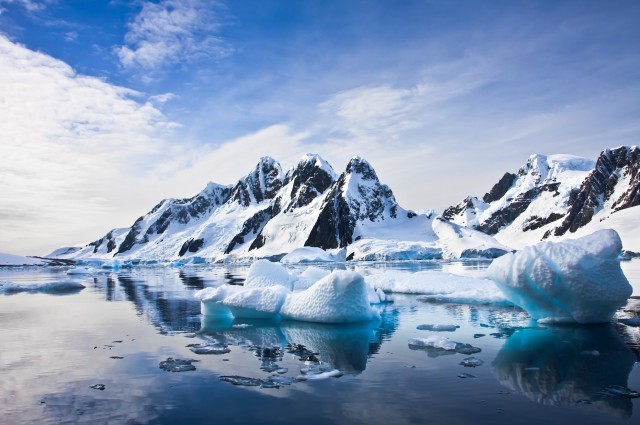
top-left (0, 260), bottom-right (639, 425)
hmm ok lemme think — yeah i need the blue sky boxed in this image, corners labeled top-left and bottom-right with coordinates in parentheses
top-left (0, 0), bottom-right (639, 255)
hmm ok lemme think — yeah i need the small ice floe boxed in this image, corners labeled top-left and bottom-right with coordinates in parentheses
top-left (89, 384), bottom-right (106, 390)
top-left (268, 375), bottom-right (296, 385)
top-left (600, 385), bottom-right (640, 399)
top-left (67, 267), bottom-right (93, 275)
top-left (488, 229), bottom-right (632, 324)
top-left (297, 364), bottom-right (343, 381)
top-left (416, 324), bottom-right (459, 332)
top-left (159, 358), bottom-right (197, 372)
top-left (0, 281), bottom-right (85, 295)
top-left (232, 323), bottom-right (253, 329)
top-left (458, 373), bottom-right (476, 379)
top-left (459, 357), bottom-right (484, 367)
top-left (408, 336), bottom-right (481, 355)
top-left (219, 375), bottom-right (263, 387)
top-left (187, 343), bottom-right (231, 355)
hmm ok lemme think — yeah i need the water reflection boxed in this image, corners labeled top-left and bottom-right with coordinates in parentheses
top-left (492, 325), bottom-right (637, 417)
top-left (200, 308), bottom-right (398, 375)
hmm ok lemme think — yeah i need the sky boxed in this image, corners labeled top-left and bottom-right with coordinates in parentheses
top-left (0, 0), bottom-right (639, 256)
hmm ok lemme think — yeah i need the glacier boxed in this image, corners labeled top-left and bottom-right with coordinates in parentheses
top-left (487, 229), bottom-right (632, 324)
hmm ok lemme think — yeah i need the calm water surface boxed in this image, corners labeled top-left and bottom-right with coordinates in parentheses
top-left (1, 260), bottom-right (639, 425)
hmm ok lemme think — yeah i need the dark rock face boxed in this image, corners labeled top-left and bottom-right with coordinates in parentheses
top-left (305, 157), bottom-right (399, 249)
top-left (178, 238), bottom-right (204, 256)
top-left (89, 230), bottom-right (119, 254)
top-left (281, 157), bottom-right (335, 213)
top-left (442, 197), bottom-right (477, 221)
top-left (117, 217), bottom-right (144, 254)
top-left (554, 146), bottom-right (639, 236)
top-left (229, 158), bottom-right (283, 207)
top-left (226, 207), bottom-right (273, 254)
top-left (483, 173), bottom-right (517, 203)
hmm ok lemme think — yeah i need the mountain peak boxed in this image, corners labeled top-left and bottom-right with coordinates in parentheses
top-left (229, 157), bottom-right (284, 207)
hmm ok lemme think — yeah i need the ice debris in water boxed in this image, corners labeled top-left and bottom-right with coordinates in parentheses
top-left (458, 373), bottom-right (476, 379)
top-left (408, 336), bottom-right (481, 355)
top-left (219, 375), bottom-right (263, 387)
top-left (487, 229), bottom-right (632, 324)
top-left (232, 323), bottom-right (253, 329)
top-left (67, 267), bottom-right (93, 275)
top-left (416, 324), bottom-right (459, 332)
top-left (89, 384), bottom-right (106, 390)
top-left (187, 343), bottom-right (231, 355)
top-left (459, 357), bottom-right (484, 367)
top-left (298, 364), bottom-right (343, 381)
top-left (159, 358), bottom-right (197, 372)
top-left (268, 375), bottom-right (296, 385)
top-left (0, 281), bottom-right (85, 295)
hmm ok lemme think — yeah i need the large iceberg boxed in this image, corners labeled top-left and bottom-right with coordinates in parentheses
top-left (487, 229), bottom-right (632, 324)
top-left (195, 266), bottom-right (380, 323)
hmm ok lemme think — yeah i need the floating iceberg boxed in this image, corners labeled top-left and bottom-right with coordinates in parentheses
top-left (196, 267), bottom-right (380, 324)
top-left (365, 271), bottom-right (511, 305)
top-left (488, 229), bottom-right (632, 324)
top-left (280, 271), bottom-right (380, 323)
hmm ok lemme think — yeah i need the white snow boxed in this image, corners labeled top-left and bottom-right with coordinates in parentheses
top-left (432, 217), bottom-right (511, 259)
top-left (294, 266), bottom-right (331, 290)
top-left (280, 247), bottom-right (345, 264)
top-left (488, 229), bottom-right (632, 324)
top-left (0, 253), bottom-right (45, 266)
top-left (222, 285), bottom-right (289, 319)
top-left (365, 271), bottom-right (511, 305)
top-left (280, 271), bottom-right (380, 323)
top-left (244, 259), bottom-right (294, 290)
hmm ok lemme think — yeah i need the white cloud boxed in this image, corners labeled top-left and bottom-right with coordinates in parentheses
top-left (0, 0), bottom-right (47, 13)
top-left (0, 35), bottom-right (181, 255)
top-left (115, 0), bottom-right (233, 76)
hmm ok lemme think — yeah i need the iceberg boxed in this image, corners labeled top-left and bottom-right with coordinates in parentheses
top-left (280, 271), bottom-right (380, 323)
top-left (223, 285), bottom-right (289, 319)
top-left (487, 229), bottom-right (632, 324)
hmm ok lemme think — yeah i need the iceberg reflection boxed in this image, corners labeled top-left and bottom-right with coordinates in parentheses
top-left (200, 311), bottom-right (393, 374)
top-left (492, 325), bottom-right (637, 417)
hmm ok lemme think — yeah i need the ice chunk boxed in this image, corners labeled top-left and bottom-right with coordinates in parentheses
top-left (219, 375), bottom-right (263, 386)
top-left (187, 342), bottom-right (231, 355)
top-left (416, 324), bottom-right (459, 332)
top-left (280, 271), bottom-right (380, 323)
top-left (408, 336), bottom-right (481, 355)
top-left (159, 358), bottom-right (197, 372)
top-left (618, 317), bottom-right (640, 327)
top-left (366, 271), bottom-right (511, 305)
top-left (459, 357), bottom-right (484, 367)
top-left (280, 247), bottom-right (345, 264)
top-left (244, 259), bottom-right (293, 290)
top-left (67, 267), bottom-right (93, 275)
top-left (0, 281), bottom-right (85, 295)
top-left (488, 229), bottom-right (632, 324)
top-left (222, 285), bottom-right (289, 319)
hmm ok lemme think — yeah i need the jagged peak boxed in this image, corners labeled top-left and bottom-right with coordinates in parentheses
top-left (345, 156), bottom-right (378, 180)
top-left (296, 153), bottom-right (337, 179)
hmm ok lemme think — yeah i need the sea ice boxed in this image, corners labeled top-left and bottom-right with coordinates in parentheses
top-left (187, 342), bottom-right (231, 355)
top-left (0, 281), bottom-right (85, 295)
top-left (487, 229), bottom-right (632, 324)
top-left (244, 259), bottom-right (294, 290)
top-left (459, 357), bottom-right (484, 367)
top-left (194, 286), bottom-right (236, 317)
top-left (219, 375), bottom-right (263, 386)
top-left (280, 247), bottom-right (345, 264)
top-left (280, 271), bottom-right (380, 323)
top-left (294, 266), bottom-right (331, 290)
top-left (67, 267), bottom-right (93, 275)
top-left (366, 271), bottom-right (511, 305)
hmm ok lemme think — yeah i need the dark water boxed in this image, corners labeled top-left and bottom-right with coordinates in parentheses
top-left (0, 261), bottom-right (639, 425)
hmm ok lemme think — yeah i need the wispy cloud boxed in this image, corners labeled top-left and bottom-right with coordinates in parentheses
top-left (0, 0), bottom-right (48, 13)
top-left (114, 0), bottom-right (233, 78)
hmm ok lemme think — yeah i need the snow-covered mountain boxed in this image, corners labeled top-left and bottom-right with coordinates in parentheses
top-left (51, 154), bottom-right (509, 262)
top-left (443, 146), bottom-right (640, 251)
